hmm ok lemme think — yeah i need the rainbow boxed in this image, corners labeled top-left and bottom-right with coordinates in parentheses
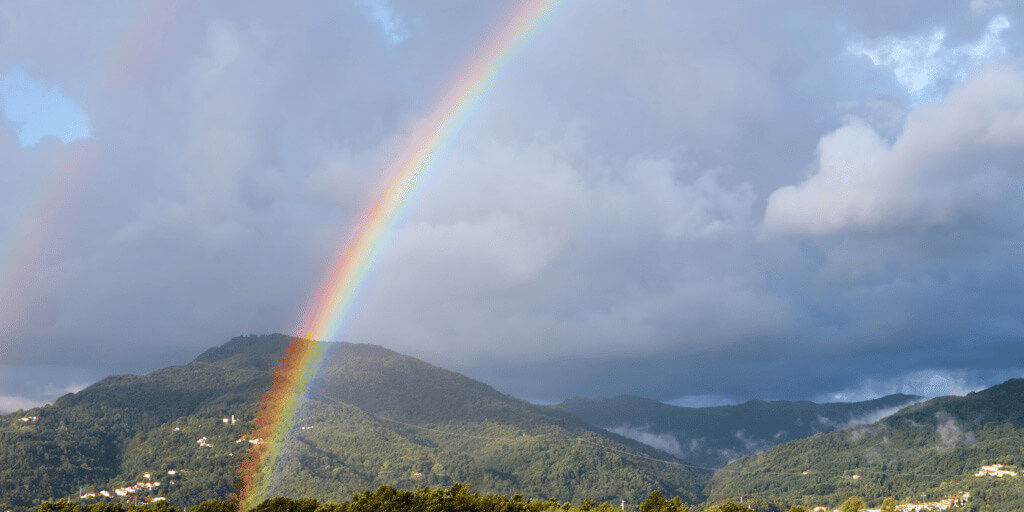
top-left (239, 1), bottom-right (560, 508)
top-left (0, 143), bottom-right (95, 360)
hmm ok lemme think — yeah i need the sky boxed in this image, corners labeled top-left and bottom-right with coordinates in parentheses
top-left (2, 1), bottom-right (1024, 412)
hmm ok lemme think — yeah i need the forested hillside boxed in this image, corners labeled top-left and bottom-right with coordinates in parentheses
top-left (705, 378), bottom-right (1024, 510)
top-left (0, 334), bottom-right (708, 511)
top-left (557, 393), bottom-right (920, 468)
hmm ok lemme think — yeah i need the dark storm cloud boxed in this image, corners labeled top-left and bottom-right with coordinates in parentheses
top-left (1, 1), bottom-right (1024, 411)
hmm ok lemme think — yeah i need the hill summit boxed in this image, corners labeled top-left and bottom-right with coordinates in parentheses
top-left (0, 334), bottom-right (707, 511)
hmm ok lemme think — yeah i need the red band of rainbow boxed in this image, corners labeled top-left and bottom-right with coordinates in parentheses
top-left (239, 1), bottom-right (560, 508)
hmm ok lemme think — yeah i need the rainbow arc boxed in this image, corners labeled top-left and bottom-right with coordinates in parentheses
top-left (238, 2), bottom-right (560, 508)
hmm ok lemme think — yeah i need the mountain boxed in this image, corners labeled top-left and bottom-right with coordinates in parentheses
top-left (0, 334), bottom-right (708, 511)
top-left (705, 378), bottom-right (1024, 510)
top-left (556, 393), bottom-right (922, 468)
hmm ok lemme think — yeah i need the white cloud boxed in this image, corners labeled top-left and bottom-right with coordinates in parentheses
top-left (843, 404), bottom-right (919, 428)
top-left (342, 137), bottom-right (779, 366)
top-left (848, 15), bottom-right (1012, 103)
top-left (811, 403), bottom-right (918, 430)
top-left (354, 0), bottom-right (409, 44)
top-left (818, 368), bottom-right (1023, 403)
top-left (0, 382), bottom-right (87, 414)
top-left (935, 411), bottom-right (975, 447)
top-left (763, 65), bottom-right (1024, 236)
top-left (0, 394), bottom-right (45, 413)
top-left (971, 0), bottom-right (1007, 14)
top-left (734, 430), bottom-right (768, 452)
top-left (605, 425), bottom-right (684, 457)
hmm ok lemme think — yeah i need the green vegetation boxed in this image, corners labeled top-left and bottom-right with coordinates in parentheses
top-left (838, 496), bottom-right (864, 512)
top-left (0, 335), bottom-right (707, 512)
top-left (705, 379), bottom-right (1024, 510)
top-left (879, 496), bottom-right (896, 512)
top-left (36, 485), bottom-right (696, 512)
top-left (13, 334), bottom-right (1024, 511)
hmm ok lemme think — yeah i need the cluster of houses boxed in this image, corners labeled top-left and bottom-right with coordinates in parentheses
top-left (798, 463), bottom-right (1016, 511)
top-left (893, 491), bottom-right (970, 511)
top-left (974, 464), bottom-right (1016, 477)
top-left (19, 416), bottom-right (38, 422)
top-left (70, 414), bottom-right (254, 504)
top-left (236, 434), bottom-right (263, 445)
top-left (79, 472), bottom-right (176, 501)
top-left (804, 490), bottom-right (971, 512)
top-left (175, 414), bottom-right (250, 448)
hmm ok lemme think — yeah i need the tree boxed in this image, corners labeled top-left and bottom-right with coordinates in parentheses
top-left (667, 497), bottom-right (689, 512)
top-left (786, 506), bottom-right (808, 512)
top-left (638, 491), bottom-right (688, 512)
top-left (839, 496), bottom-right (865, 512)
top-left (252, 497), bottom-right (320, 512)
top-left (880, 497), bottom-right (896, 512)
top-left (706, 502), bottom-right (752, 512)
top-left (640, 491), bottom-right (668, 512)
top-left (190, 501), bottom-right (238, 512)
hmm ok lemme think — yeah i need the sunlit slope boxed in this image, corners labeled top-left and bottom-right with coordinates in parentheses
top-left (558, 393), bottom-right (921, 468)
top-left (0, 334), bottom-right (709, 511)
top-left (705, 378), bottom-right (1024, 510)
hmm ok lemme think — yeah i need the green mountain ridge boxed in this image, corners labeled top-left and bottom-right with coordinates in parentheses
top-left (0, 334), bottom-right (707, 511)
top-left (9, 334), bottom-right (1020, 511)
top-left (557, 393), bottom-right (922, 468)
top-left (705, 378), bottom-right (1024, 510)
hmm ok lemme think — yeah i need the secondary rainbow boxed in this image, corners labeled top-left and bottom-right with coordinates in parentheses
top-left (0, 144), bottom-right (95, 361)
top-left (239, 1), bottom-right (560, 508)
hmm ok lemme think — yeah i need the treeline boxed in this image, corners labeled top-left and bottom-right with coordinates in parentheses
top-left (37, 484), bottom-right (866, 512)
top-left (37, 485), bottom-right (692, 512)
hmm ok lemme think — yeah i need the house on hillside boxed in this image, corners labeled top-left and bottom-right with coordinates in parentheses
top-left (975, 464), bottom-right (1017, 477)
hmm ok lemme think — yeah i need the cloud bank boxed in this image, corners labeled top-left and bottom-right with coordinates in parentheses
top-left (1, 1), bottom-right (1023, 406)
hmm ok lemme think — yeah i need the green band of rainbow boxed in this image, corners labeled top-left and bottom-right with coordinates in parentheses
top-left (239, 1), bottom-right (560, 508)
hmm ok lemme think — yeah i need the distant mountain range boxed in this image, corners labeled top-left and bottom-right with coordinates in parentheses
top-left (0, 334), bottom-right (706, 511)
top-left (706, 378), bottom-right (1024, 510)
top-left (5, 333), bottom-right (1021, 512)
top-left (555, 393), bottom-right (922, 468)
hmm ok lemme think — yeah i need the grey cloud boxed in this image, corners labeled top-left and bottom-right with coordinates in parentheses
top-left (341, 140), bottom-right (788, 367)
top-left (2, 2), bottom-right (1024, 407)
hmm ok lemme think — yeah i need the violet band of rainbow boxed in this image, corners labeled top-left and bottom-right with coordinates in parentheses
top-left (238, 1), bottom-right (560, 508)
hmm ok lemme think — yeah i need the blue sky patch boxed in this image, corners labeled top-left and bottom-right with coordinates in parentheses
top-left (0, 67), bottom-right (91, 147)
